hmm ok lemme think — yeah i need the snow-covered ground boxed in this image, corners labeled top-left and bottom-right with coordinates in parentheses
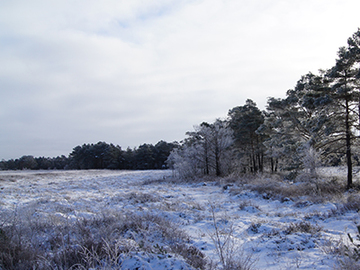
top-left (0, 169), bottom-right (359, 269)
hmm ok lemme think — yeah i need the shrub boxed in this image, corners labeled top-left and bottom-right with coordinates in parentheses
top-left (284, 221), bottom-right (322, 235)
top-left (344, 225), bottom-right (360, 262)
top-left (322, 226), bottom-right (360, 270)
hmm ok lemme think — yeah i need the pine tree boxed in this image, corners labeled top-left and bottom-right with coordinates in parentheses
top-left (261, 72), bottom-right (333, 174)
top-left (327, 45), bottom-right (360, 189)
top-left (228, 99), bottom-right (265, 173)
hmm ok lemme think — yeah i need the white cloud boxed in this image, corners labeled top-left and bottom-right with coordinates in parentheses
top-left (1, 0), bottom-right (360, 159)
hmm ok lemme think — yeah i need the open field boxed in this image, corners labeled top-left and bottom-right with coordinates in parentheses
top-left (0, 169), bottom-right (360, 269)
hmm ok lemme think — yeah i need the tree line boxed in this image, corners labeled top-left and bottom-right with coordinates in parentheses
top-left (2, 29), bottom-right (360, 189)
top-left (0, 141), bottom-right (177, 171)
top-left (169, 28), bottom-right (360, 189)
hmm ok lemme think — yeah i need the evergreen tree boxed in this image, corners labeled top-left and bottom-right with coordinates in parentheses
top-left (133, 144), bottom-right (156, 170)
top-left (153, 140), bottom-right (178, 169)
top-left (18, 155), bottom-right (37, 170)
top-left (264, 73), bottom-right (333, 173)
top-left (228, 99), bottom-right (265, 173)
top-left (260, 96), bottom-right (301, 172)
top-left (347, 28), bottom-right (360, 129)
top-left (327, 44), bottom-right (360, 189)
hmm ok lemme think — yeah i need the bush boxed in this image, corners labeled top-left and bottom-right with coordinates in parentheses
top-left (323, 225), bottom-right (360, 270)
top-left (284, 221), bottom-right (322, 235)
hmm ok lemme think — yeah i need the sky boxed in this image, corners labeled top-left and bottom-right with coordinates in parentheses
top-left (1, 0), bottom-right (360, 160)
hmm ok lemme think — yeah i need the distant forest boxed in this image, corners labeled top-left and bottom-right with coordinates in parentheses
top-left (2, 29), bottom-right (360, 190)
top-left (0, 141), bottom-right (177, 171)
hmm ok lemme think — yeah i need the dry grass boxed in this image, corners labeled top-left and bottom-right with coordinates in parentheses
top-left (225, 171), bottom-right (346, 204)
top-left (208, 204), bottom-right (258, 270)
top-left (0, 210), bottom-right (206, 270)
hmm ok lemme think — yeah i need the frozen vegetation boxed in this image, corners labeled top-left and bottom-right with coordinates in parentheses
top-left (0, 169), bottom-right (360, 269)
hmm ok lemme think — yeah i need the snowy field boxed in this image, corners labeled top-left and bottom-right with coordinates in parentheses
top-left (0, 169), bottom-right (360, 269)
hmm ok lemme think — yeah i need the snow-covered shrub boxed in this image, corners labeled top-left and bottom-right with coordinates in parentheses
top-left (239, 200), bottom-right (261, 213)
top-left (126, 191), bottom-right (160, 204)
top-left (344, 226), bottom-right (360, 262)
top-left (322, 227), bottom-right (360, 270)
top-left (248, 222), bottom-right (262, 234)
top-left (321, 194), bottom-right (360, 219)
top-left (284, 221), bottom-right (322, 235)
top-left (342, 194), bottom-right (360, 212)
top-left (171, 243), bottom-right (207, 269)
top-left (300, 144), bottom-right (321, 177)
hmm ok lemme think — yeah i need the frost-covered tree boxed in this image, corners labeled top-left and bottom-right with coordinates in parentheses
top-left (167, 143), bottom-right (204, 179)
top-left (301, 143), bottom-right (320, 176)
top-left (210, 120), bottom-right (234, 176)
top-left (184, 122), bottom-right (213, 176)
top-left (167, 119), bottom-right (233, 179)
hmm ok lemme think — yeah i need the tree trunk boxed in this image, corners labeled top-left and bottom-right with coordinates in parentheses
top-left (258, 152), bottom-right (264, 173)
top-left (204, 141), bottom-right (209, 175)
top-left (214, 136), bottom-right (221, 176)
top-left (345, 98), bottom-right (353, 189)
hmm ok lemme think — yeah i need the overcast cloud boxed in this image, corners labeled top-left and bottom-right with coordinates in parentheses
top-left (1, 0), bottom-right (360, 159)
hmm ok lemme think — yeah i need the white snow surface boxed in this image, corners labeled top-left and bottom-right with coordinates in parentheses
top-left (0, 169), bottom-right (359, 269)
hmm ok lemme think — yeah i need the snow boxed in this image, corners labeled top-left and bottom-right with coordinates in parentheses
top-left (0, 169), bottom-right (359, 269)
